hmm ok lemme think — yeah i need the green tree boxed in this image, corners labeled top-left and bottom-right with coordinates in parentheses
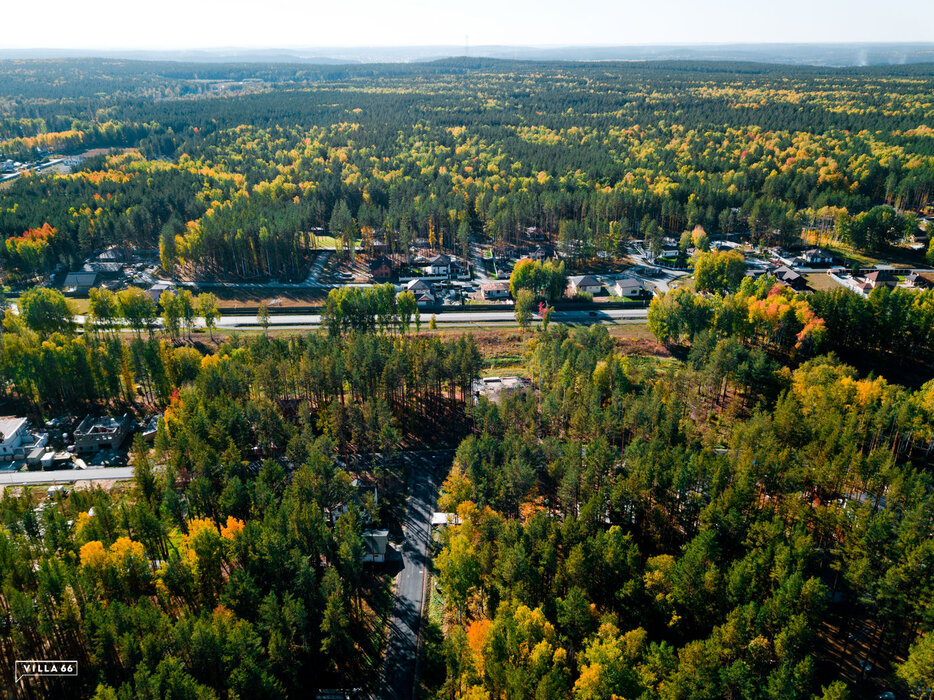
top-left (19, 287), bottom-right (73, 335)
top-left (257, 301), bottom-right (270, 336)
top-left (197, 292), bottom-right (220, 341)
top-left (515, 288), bottom-right (535, 329)
top-left (694, 249), bottom-right (746, 293)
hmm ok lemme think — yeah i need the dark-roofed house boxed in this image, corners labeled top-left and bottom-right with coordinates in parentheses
top-left (906, 271), bottom-right (933, 288)
top-left (567, 275), bottom-right (603, 296)
top-left (402, 278), bottom-right (436, 306)
top-left (368, 256), bottom-right (393, 281)
top-left (63, 270), bottom-right (99, 293)
top-left (769, 266), bottom-right (807, 291)
top-left (423, 254), bottom-right (452, 277)
top-left (611, 277), bottom-right (646, 298)
top-left (864, 269), bottom-right (896, 290)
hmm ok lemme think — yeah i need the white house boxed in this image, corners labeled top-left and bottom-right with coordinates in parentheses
top-left (423, 254), bottom-right (452, 277)
top-left (802, 248), bottom-right (833, 265)
top-left (403, 278), bottom-right (436, 306)
top-left (0, 417), bottom-right (28, 457)
top-left (480, 281), bottom-right (510, 300)
top-left (611, 278), bottom-right (645, 298)
top-left (567, 275), bottom-right (603, 296)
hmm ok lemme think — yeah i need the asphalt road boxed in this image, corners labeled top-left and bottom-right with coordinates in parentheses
top-left (0, 467), bottom-right (134, 485)
top-left (378, 451), bottom-right (450, 700)
top-left (213, 306), bottom-right (649, 329)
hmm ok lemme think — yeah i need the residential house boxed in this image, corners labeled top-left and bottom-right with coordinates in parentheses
top-left (863, 269), bottom-right (896, 290)
top-left (526, 226), bottom-right (546, 241)
top-left (0, 417), bottom-right (28, 458)
top-left (96, 246), bottom-right (127, 263)
top-left (147, 281), bottom-right (175, 302)
top-left (402, 278), bottom-right (436, 306)
top-left (769, 265), bottom-right (807, 291)
top-left (802, 248), bottom-right (834, 265)
top-left (423, 254), bottom-right (452, 277)
top-left (906, 271), bottom-right (933, 288)
top-left (368, 256), bottom-right (394, 281)
top-left (480, 281), bottom-right (511, 300)
top-left (63, 270), bottom-right (99, 293)
top-left (610, 277), bottom-right (646, 298)
top-left (74, 415), bottom-right (130, 454)
top-left (362, 530), bottom-right (389, 563)
top-left (567, 275), bottom-right (603, 296)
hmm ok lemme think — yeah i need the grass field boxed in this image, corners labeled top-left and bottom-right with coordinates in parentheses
top-left (803, 273), bottom-right (846, 292)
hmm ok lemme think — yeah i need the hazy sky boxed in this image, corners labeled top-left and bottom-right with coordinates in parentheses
top-left (4, 0), bottom-right (933, 49)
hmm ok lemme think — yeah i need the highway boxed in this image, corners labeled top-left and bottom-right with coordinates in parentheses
top-left (212, 306), bottom-right (649, 329)
top-left (378, 451), bottom-right (449, 700)
top-left (0, 467), bottom-right (134, 486)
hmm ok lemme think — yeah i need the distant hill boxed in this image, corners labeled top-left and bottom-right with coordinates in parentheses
top-left (2, 43), bottom-right (934, 67)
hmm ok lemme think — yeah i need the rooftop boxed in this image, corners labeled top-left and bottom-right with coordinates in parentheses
top-left (0, 417), bottom-right (27, 442)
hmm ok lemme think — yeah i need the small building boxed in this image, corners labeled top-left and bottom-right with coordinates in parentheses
top-left (906, 271), bottom-right (933, 288)
top-left (567, 275), bottom-right (603, 296)
top-left (472, 376), bottom-right (531, 404)
top-left (863, 269), bottom-right (896, 290)
top-left (362, 529), bottom-right (389, 563)
top-left (802, 248), bottom-right (833, 265)
top-left (96, 246), bottom-right (127, 263)
top-left (147, 281), bottom-right (175, 302)
top-left (63, 270), bottom-right (99, 293)
top-left (526, 226), bottom-right (546, 241)
top-left (27, 446), bottom-right (49, 466)
top-left (423, 254), bottom-right (452, 277)
top-left (74, 415), bottom-right (130, 454)
top-left (610, 277), bottom-right (645, 298)
top-left (0, 417), bottom-right (28, 458)
top-left (368, 256), bottom-right (394, 281)
top-left (480, 281), bottom-right (511, 300)
top-left (769, 265), bottom-right (807, 291)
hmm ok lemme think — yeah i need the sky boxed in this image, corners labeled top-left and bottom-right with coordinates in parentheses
top-left (4, 0), bottom-right (934, 49)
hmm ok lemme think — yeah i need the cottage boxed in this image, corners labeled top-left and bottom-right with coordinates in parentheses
top-left (402, 278), bottom-right (436, 306)
top-left (423, 254), bottom-right (452, 277)
top-left (362, 529), bottom-right (389, 563)
top-left (480, 281), bottom-right (511, 300)
top-left (74, 415), bottom-right (130, 454)
top-left (0, 417), bottom-right (28, 458)
top-left (863, 269), bottom-right (896, 289)
top-left (906, 271), bottom-right (933, 288)
top-left (368, 256), bottom-right (393, 281)
top-left (63, 270), bottom-right (99, 293)
top-left (610, 277), bottom-right (645, 298)
top-left (147, 281), bottom-right (175, 302)
top-left (802, 248), bottom-right (833, 265)
top-left (96, 246), bottom-right (127, 263)
top-left (769, 265), bottom-right (807, 291)
top-left (567, 275), bottom-right (603, 296)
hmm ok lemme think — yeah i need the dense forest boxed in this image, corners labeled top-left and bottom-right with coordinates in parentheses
top-left (2, 57), bottom-right (934, 699)
top-left (1, 58), bottom-right (933, 281)
top-left (425, 324), bottom-right (934, 700)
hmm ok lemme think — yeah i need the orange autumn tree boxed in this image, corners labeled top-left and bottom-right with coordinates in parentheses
top-left (4, 223), bottom-right (57, 273)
